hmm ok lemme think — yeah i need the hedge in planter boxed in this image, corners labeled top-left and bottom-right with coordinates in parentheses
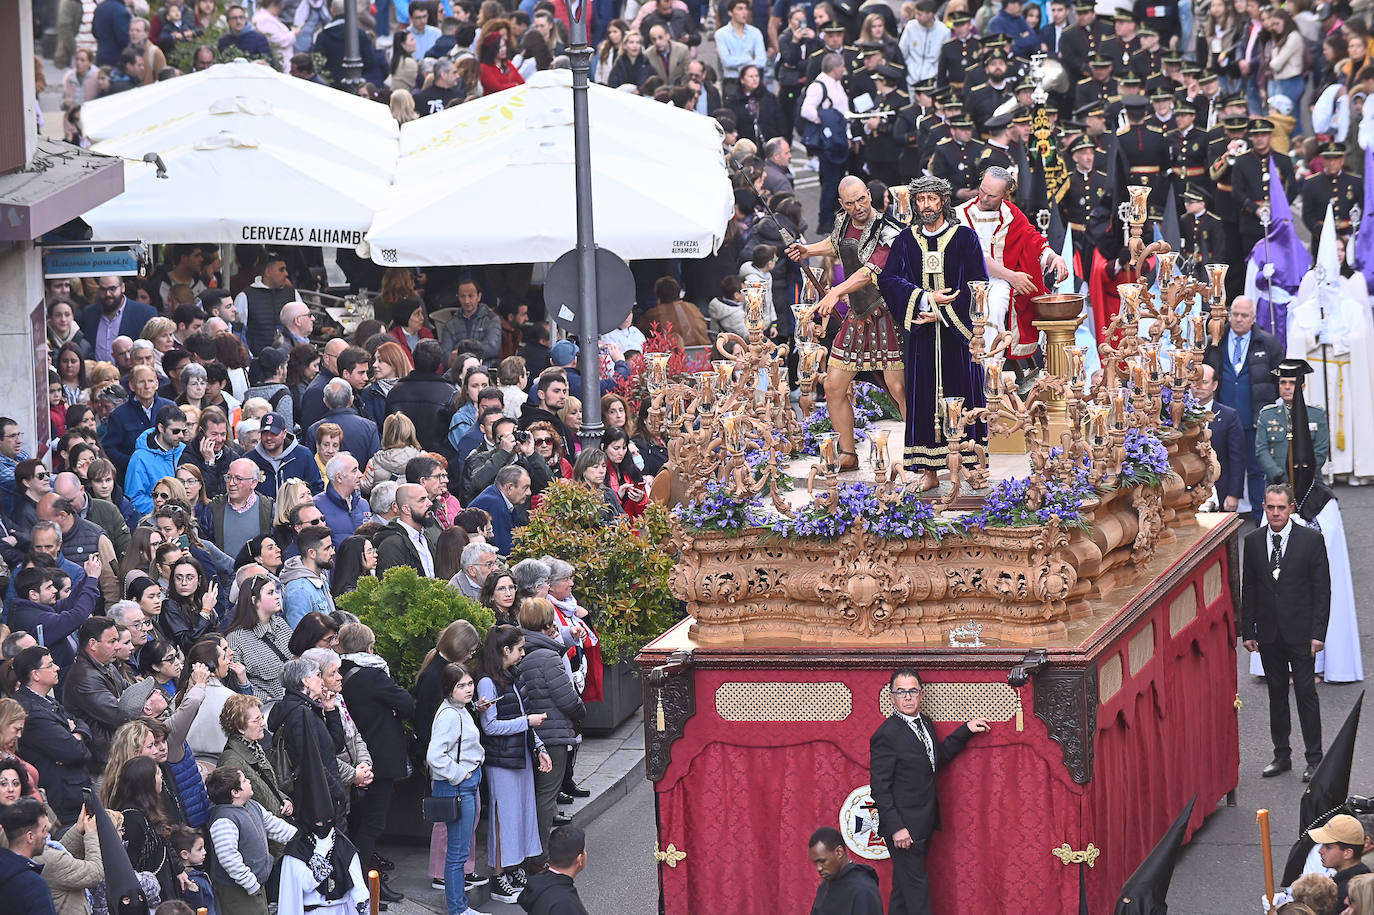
top-left (336, 566), bottom-right (495, 686)
top-left (511, 479), bottom-right (680, 664)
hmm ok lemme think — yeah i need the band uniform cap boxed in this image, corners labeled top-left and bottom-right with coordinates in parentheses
top-left (876, 63), bottom-right (905, 82)
top-left (1089, 54), bottom-right (1113, 68)
top-left (912, 78), bottom-right (938, 94)
top-left (948, 114), bottom-right (975, 129)
top-left (1073, 0), bottom-right (1095, 11)
top-left (1150, 89), bottom-right (1173, 102)
top-left (1274, 358), bottom-right (1314, 380)
top-left (1175, 102), bottom-right (1196, 115)
top-left (1221, 115), bottom-right (1250, 130)
top-left (1113, 9), bottom-right (1135, 21)
top-left (1119, 73), bottom-right (1144, 87)
top-left (1014, 80), bottom-right (1035, 93)
top-left (1221, 92), bottom-right (1248, 108)
top-left (1162, 54), bottom-right (1183, 66)
top-left (984, 46), bottom-right (1009, 63)
top-left (985, 111), bottom-right (1014, 129)
top-left (1197, 70), bottom-right (1219, 83)
top-left (1308, 814), bottom-right (1366, 846)
top-left (1139, 26), bottom-right (1158, 37)
top-left (1181, 185), bottom-right (1207, 203)
top-left (858, 40), bottom-right (885, 54)
top-left (1011, 107), bottom-right (1033, 124)
top-left (948, 11), bottom-right (972, 24)
top-left (1069, 135), bottom-right (1094, 153)
top-left (1247, 117), bottom-right (1275, 134)
top-left (821, 22), bottom-right (847, 32)
top-left (1321, 142), bottom-right (1348, 157)
top-left (1123, 95), bottom-right (1150, 112)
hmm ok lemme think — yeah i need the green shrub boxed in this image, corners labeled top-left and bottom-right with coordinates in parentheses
top-left (511, 480), bottom-right (680, 665)
top-left (336, 567), bottom-right (494, 686)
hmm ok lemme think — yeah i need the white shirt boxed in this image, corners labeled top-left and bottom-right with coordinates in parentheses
top-left (408, 521), bottom-right (435, 577)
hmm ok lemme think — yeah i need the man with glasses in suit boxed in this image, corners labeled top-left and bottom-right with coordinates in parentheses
top-left (869, 668), bottom-right (990, 914)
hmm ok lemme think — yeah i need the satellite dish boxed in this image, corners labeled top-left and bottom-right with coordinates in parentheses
top-left (544, 246), bottom-right (636, 336)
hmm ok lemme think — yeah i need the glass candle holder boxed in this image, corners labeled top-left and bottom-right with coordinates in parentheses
top-left (1112, 388), bottom-right (1128, 429)
top-left (1118, 283), bottom-right (1143, 323)
top-left (720, 411), bottom-right (745, 454)
top-left (1205, 263), bottom-right (1229, 300)
top-left (647, 352), bottom-right (671, 394)
top-left (983, 357), bottom-right (1004, 399)
top-left (941, 396), bottom-right (966, 441)
top-left (798, 340), bottom-right (824, 383)
top-left (818, 431), bottom-right (840, 473)
top-left (967, 281), bottom-right (990, 323)
top-left (695, 371), bottom-right (716, 411)
top-left (711, 360), bottom-right (735, 392)
top-left (1156, 251), bottom-right (1179, 285)
top-left (1190, 314), bottom-right (1206, 352)
top-left (1127, 185), bottom-right (1150, 225)
top-left (870, 428), bottom-right (890, 471)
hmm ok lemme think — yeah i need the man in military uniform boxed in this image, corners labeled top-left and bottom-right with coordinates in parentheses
top-left (1079, 102), bottom-right (1117, 170)
top-left (1059, 0), bottom-right (1112, 80)
top-left (1257, 365), bottom-right (1331, 485)
top-left (848, 42), bottom-right (890, 102)
top-left (1300, 143), bottom-right (1363, 240)
top-left (894, 79), bottom-right (938, 182)
top-left (929, 114), bottom-right (984, 201)
top-left (1149, 88), bottom-right (1176, 132)
top-left (965, 46), bottom-right (1016, 129)
top-left (1172, 102), bottom-right (1208, 202)
top-left (979, 112), bottom-right (1015, 171)
top-left (806, 23), bottom-right (858, 84)
top-left (1128, 27), bottom-right (1166, 79)
top-left (860, 64), bottom-right (907, 186)
top-left (1074, 54), bottom-right (1118, 109)
top-left (1189, 70), bottom-right (1221, 130)
top-left (1180, 185), bottom-right (1224, 274)
top-left (937, 12), bottom-right (980, 90)
top-left (1099, 11), bottom-right (1142, 77)
top-left (1206, 114), bottom-right (1250, 297)
top-left (1063, 135), bottom-right (1109, 277)
top-left (1118, 95), bottom-right (1172, 219)
top-left (1232, 117), bottom-right (1297, 266)
top-left (1106, 72), bottom-right (1146, 125)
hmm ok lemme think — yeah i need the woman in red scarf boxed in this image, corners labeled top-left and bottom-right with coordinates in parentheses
top-left (479, 24), bottom-right (524, 94)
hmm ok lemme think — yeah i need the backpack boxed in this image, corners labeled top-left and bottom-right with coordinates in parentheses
top-left (799, 81), bottom-right (850, 166)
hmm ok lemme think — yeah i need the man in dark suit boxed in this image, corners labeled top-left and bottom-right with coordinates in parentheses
top-left (78, 276), bottom-right (157, 364)
top-left (372, 483), bottom-right (435, 577)
top-left (1241, 485), bottom-right (1331, 782)
top-left (869, 667), bottom-right (989, 914)
top-left (1193, 363), bottom-right (1245, 512)
top-left (469, 465), bottom-right (531, 557)
top-left (1202, 296), bottom-right (1282, 520)
top-left (101, 365), bottom-right (175, 478)
top-left (12, 646), bottom-right (92, 827)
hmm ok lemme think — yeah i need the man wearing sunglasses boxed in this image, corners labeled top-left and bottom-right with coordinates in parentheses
top-left (124, 405), bottom-right (190, 515)
top-left (869, 667), bottom-right (990, 915)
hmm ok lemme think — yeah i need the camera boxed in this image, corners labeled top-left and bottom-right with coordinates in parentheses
top-left (513, 430), bottom-right (530, 444)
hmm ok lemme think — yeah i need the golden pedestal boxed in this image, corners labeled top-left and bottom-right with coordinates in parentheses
top-left (1033, 312), bottom-right (1087, 443)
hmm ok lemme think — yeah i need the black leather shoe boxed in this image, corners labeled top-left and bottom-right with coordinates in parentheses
top-left (1303, 763), bottom-right (1320, 782)
top-left (557, 791), bottom-right (575, 805)
top-left (1262, 759), bottom-right (1292, 777)
top-left (371, 852), bottom-right (395, 872)
top-left (554, 812), bottom-right (573, 826)
top-left (562, 784), bottom-right (591, 798)
top-left (378, 879), bottom-right (405, 903)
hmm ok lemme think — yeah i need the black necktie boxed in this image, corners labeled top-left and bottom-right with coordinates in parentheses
top-left (1270, 533), bottom-right (1282, 572)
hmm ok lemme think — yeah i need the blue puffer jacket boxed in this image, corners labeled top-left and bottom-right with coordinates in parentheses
top-left (125, 428), bottom-right (186, 514)
top-left (167, 739), bottom-right (211, 827)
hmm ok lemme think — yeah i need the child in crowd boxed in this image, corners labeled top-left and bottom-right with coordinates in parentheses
top-left (169, 824), bottom-right (216, 915)
top-left (206, 766), bottom-right (297, 915)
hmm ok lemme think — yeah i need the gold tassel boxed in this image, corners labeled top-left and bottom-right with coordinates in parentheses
top-left (656, 692), bottom-right (666, 732)
top-left (1016, 706), bottom-right (1023, 732)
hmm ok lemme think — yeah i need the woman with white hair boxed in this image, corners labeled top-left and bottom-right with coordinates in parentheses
top-left (267, 655), bottom-right (350, 829)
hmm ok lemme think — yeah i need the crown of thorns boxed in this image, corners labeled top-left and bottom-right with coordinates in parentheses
top-left (909, 176), bottom-right (952, 198)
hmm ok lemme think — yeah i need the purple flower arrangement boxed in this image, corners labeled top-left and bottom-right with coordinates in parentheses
top-left (673, 477), bottom-right (764, 533)
top-left (1112, 426), bottom-right (1173, 489)
top-left (969, 476), bottom-right (1091, 530)
top-left (797, 382), bottom-right (898, 456)
top-left (772, 481), bottom-right (954, 542)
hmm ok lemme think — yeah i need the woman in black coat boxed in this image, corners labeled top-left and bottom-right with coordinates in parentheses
top-left (336, 623), bottom-right (415, 872)
top-left (266, 656), bottom-right (349, 828)
top-left (607, 30), bottom-right (653, 88)
top-left (727, 64), bottom-right (786, 145)
top-left (514, 599), bottom-right (584, 867)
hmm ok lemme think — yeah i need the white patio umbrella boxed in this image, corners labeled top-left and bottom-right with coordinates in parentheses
top-left (91, 95), bottom-right (398, 178)
top-left (82, 133), bottom-right (389, 246)
top-left (361, 69), bottom-right (733, 267)
top-left (80, 58), bottom-right (399, 144)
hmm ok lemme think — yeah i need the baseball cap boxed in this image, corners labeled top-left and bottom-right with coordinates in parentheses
top-left (1309, 814), bottom-right (1366, 846)
top-left (260, 412), bottom-right (289, 435)
top-left (551, 339), bottom-right (580, 366)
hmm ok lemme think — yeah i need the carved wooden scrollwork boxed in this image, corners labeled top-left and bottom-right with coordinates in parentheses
top-left (645, 650), bottom-right (695, 782)
top-left (1033, 666), bottom-right (1098, 785)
